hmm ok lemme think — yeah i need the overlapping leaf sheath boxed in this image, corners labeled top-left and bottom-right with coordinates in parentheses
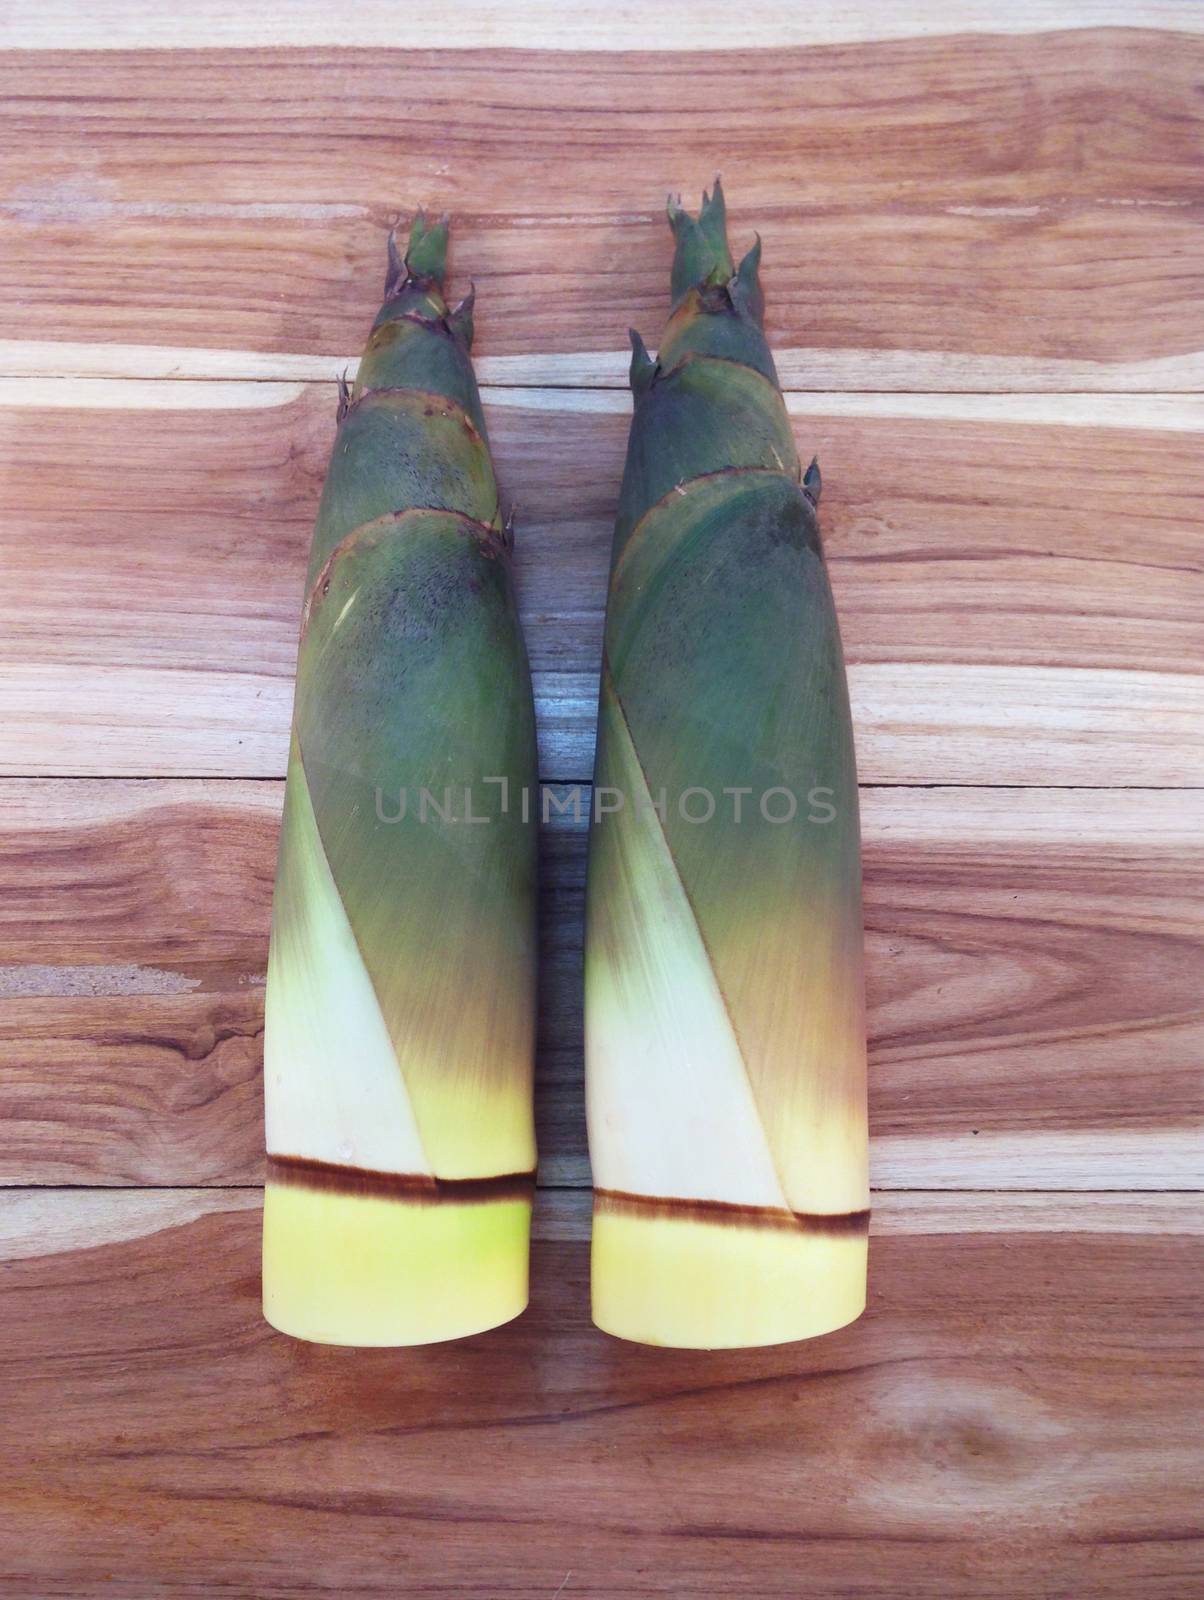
top-left (262, 217), bottom-right (539, 1346)
top-left (585, 184), bottom-right (869, 1348)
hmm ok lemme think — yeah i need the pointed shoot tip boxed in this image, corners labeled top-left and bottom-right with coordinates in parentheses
top-left (628, 327), bottom-right (657, 396)
top-left (384, 227), bottom-right (406, 297)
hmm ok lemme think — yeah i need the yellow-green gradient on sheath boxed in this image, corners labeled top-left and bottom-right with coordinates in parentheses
top-left (262, 216), bottom-right (538, 1346)
top-left (585, 183), bottom-right (869, 1348)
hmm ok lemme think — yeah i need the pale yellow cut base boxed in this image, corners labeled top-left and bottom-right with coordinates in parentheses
top-left (262, 1183), bottom-right (530, 1346)
top-left (591, 1209), bottom-right (867, 1349)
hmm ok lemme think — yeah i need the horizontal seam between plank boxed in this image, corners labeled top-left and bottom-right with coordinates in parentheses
top-left (3, 1184), bottom-right (1201, 1195)
top-left (1, 375), bottom-right (1202, 400)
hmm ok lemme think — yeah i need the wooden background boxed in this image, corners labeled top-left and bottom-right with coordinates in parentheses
top-left (1, 5), bottom-right (1202, 1596)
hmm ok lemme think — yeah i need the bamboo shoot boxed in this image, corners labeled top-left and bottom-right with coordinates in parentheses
top-left (262, 217), bottom-right (539, 1346)
top-left (585, 184), bottom-right (869, 1348)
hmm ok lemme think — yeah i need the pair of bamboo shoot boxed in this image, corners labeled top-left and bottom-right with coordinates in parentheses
top-left (262, 186), bottom-right (869, 1350)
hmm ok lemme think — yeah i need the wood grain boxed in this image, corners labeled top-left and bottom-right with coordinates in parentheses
top-left (0, 779), bottom-right (1198, 1188)
top-left (0, 9), bottom-right (1199, 1589)
top-left (7, 1188), bottom-right (1202, 1259)
top-left (0, 31), bottom-right (1200, 381)
top-left (7, 341), bottom-right (1204, 393)
top-left (0, 1189), bottom-right (1199, 1598)
top-left (1, 386), bottom-right (1201, 783)
top-left (6, 1), bottom-right (1199, 52)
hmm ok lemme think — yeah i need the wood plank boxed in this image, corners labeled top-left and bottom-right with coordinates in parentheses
top-left (7, 1187), bottom-right (1200, 1260)
top-left (0, 32), bottom-right (1200, 381)
top-left (0, 17), bottom-right (1196, 1592)
top-left (1, 385), bottom-right (1201, 783)
top-left (0, 1189), bottom-right (1199, 1598)
top-left (7, 339), bottom-right (1204, 393)
top-left (6, 1185), bottom-right (1203, 1257)
top-left (4, 2), bottom-right (1196, 52)
top-left (0, 780), bottom-right (1198, 1189)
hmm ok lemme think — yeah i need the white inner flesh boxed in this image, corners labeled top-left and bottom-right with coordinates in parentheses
top-left (586, 681), bottom-right (789, 1209)
top-left (263, 751), bottom-right (432, 1176)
